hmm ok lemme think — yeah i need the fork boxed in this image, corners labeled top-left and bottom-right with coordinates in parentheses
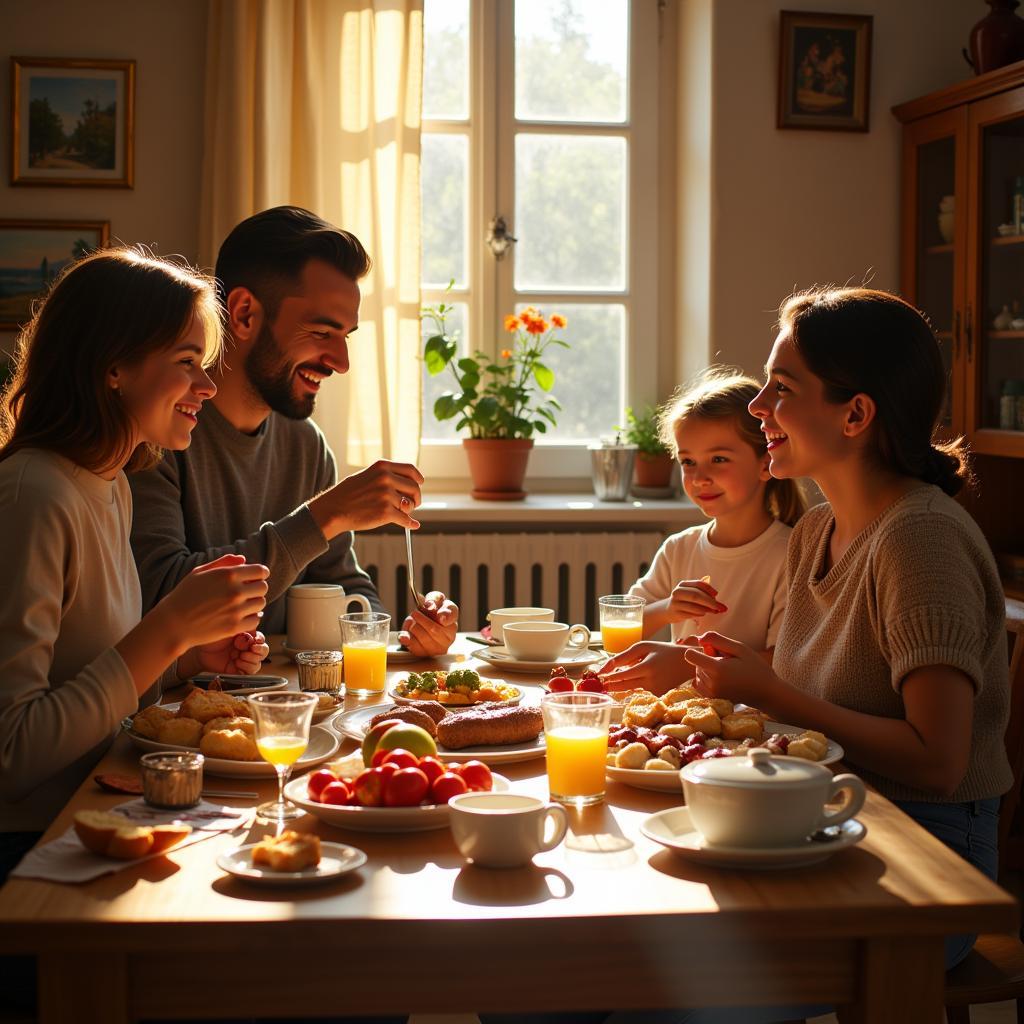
top-left (402, 498), bottom-right (425, 612)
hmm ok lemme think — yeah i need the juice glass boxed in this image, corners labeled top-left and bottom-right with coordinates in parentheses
top-left (249, 691), bottom-right (318, 822)
top-left (339, 611), bottom-right (390, 695)
top-left (541, 692), bottom-right (614, 806)
top-left (599, 595), bottom-right (645, 654)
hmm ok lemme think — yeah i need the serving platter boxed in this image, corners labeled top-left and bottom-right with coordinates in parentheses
top-left (284, 773), bottom-right (512, 832)
top-left (217, 841), bottom-right (367, 884)
top-left (332, 705), bottom-right (546, 766)
top-left (474, 645), bottom-right (605, 674)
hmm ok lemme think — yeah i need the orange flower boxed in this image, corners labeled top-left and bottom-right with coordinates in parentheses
top-left (551, 313), bottom-right (566, 329)
top-left (504, 315), bottom-right (519, 333)
top-left (501, 348), bottom-right (513, 359)
top-left (525, 316), bottom-right (547, 335)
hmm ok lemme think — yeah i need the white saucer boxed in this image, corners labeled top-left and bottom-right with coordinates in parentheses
top-left (475, 645), bottom-right (604, 674)
top-left (217, 841), bottom-right (366, 885)
top-left (641, 806), bottom-right (866, 870)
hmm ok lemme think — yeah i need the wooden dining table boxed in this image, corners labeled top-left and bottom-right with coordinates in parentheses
top-left (0, 635), bottom-right (1017, 1024)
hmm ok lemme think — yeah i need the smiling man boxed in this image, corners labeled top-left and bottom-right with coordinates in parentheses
top-left (129, 206), bottom-right (458, 655)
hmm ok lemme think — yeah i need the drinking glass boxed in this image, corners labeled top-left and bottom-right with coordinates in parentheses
top-left (541, 691), bottom-right (613, 806)
top-left (598, 594), bottom-right (645, 654)
top-left (339, 611), bottom-right (391, 695)
top-left (249, 691), bottom-right (318, 822)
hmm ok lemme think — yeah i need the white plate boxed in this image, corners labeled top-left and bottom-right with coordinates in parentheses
top-left (332, 705), bottom-right (547, 766)
top-left (187, 674), bottom-right (290, 693)
top-left (641, 806), bottom-right (866, 870)
top-left (761, 722), bottom-right (844, 766)
top-left (475, 645), bottom-right (605, 673)
top-left (390, 681), bottom-right (523, 710)
top-left (283, 773), bottom-right (511, 832)
top-left (217, 840), bottom-right (366, 885)
top-left (123, 710), bottom-right (340, 778)
top-left (606, 765), bottom-right (683, 793)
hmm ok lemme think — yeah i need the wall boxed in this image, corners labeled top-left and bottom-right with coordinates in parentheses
top-left (698, 0), bottom-right (977, 378)
top-left (0, 0), bottom-right (208, 351)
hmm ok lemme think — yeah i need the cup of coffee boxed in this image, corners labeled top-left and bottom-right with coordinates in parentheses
top-left (502, 621), bottom-right (591, 662)
top-left (286, 584), bottom-right (372, 651)
top-left (448, 792), bottom-right (569, 868)
top-left (486, 606), bottom-right (555, 643)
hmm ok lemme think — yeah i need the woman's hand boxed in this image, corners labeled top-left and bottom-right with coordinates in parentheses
top-left (399, 591), bottom-right (458, 656)
top-left (683, 631), bottom-right (780, 707)
top-left (598, 641), bottom-right (693, 696)
top-left (191, 630), bottom-right (270, 676)
top-left (666, 578), bottom-right (727, 622)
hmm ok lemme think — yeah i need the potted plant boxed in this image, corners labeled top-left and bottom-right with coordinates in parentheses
top-left (421, 301), bottom-right (568, 499)
top-left (620, 405), bottom-right (675, 489)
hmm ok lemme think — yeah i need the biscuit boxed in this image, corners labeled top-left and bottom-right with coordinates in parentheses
top-left (622, 699), bottom-right (668, 729)
top-left (251, 830), bottom-right (320, 871)
top-left (614, 742), bottom-right (651, 770)
top-left (662, 684), bottom-right (701, 706)
top-left (179, 688), bottom-right (239, 724)
top-left (680, 705), bottom-right (721, 736)
top-left (202, 716), bottom-right (255, 737)
top-left (156, 717), bottom-right (204, 748)
top-left (132, 705), bottom-right (176, 740)
top-left (721, 714), bottom-right (763, 742)
top-left (200, 727), bottom-right (261, 761)
top-left (787, 733), bottom-right (828, 761)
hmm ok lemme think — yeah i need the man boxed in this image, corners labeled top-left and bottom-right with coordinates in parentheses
top-left (130, 206), bottom-right (457, 656)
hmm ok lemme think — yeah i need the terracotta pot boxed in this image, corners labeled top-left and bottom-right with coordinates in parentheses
top-left (462, 438), bottom-right (534, 500)
top-left (964, 0), bottom-right (1024, 74)
top-left (633, 451), bottom-right (674, 488)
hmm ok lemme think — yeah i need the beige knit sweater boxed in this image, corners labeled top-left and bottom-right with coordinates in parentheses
top-left (774, 486), bottom-right (1012, 804)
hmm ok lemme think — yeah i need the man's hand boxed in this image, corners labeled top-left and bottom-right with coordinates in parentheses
top-left (399, 591), bottom-right (458, 656)
top-left (308, 460), bottom-right (424, 539)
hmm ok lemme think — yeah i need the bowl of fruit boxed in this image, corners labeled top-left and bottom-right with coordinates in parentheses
top-left (545, 667), bottom-right (625, 722)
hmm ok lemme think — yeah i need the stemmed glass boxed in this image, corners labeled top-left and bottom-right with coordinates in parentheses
top-left (249, 691), bottom-right (318, 822)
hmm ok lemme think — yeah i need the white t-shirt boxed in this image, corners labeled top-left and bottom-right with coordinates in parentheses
top-left (629, 519), bottom-right (792, 649)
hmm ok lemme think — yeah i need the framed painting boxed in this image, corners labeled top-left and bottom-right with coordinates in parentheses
top-left (10, 57), bottom-right (135, 187)
top-left (0, 219), bottom-right (110, 331)
top-left (777, 12), bottom-right (872, 132)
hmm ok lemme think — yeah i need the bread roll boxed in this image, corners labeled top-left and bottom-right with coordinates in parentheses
top-left (73, 810), bottom-right (191, 860)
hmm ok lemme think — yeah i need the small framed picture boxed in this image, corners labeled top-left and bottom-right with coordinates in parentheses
top-left (777, 12), bottom-right (872, 133)
top-left (10, 57), bottom-right (135, 187)
top-left (0, 219), bottom-right (110, 331)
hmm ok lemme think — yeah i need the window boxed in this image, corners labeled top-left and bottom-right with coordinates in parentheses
top-left (420, 0), bottom-right (661, 481)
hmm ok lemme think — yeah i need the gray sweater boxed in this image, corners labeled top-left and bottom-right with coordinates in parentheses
top-left (129, 402), bottom-right (381, 634)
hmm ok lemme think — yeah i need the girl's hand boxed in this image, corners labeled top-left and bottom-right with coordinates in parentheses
top-left (193, 630), bottom-right (270, 676)
top-left (598, 641), bottom-right (692, 696)
top-left (666, 578), bottom-right (728, 622)
top-left (683, 631), bottom-right (779, 707)
top-left (160, 553), bottom-right (269, 648)
top-left (399, 591), bottom-right (458, 656)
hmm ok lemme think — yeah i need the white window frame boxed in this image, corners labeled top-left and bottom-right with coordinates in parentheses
top-left (419, 0), bottom-right (662, 485)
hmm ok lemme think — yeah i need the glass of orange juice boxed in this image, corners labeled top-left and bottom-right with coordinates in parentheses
top-left (598, 595), bottom-right (645, 654)
top-left (339, 611), bottom-right (390, 696)
top-left (249, 691), bottom-right (318, 822)
top-left (541, 691), bottom-right (614, 806)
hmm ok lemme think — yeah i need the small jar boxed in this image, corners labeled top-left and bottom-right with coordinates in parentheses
top-left (1001, 380), bottom-right (1024, 430)
top-left (141, 751), bottom-right (204, 808)
top-left (295, 649), bottom-right (345, 692)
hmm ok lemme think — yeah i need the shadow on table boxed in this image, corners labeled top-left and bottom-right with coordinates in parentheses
top-left (452, 863), bottom-right (574, 906)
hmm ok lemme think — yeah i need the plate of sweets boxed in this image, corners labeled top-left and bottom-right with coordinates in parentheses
top-left (390, 668), bottom-right (522, 709)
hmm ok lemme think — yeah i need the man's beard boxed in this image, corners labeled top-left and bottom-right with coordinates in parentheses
top-left (245, 320), bottom-right (315, 420)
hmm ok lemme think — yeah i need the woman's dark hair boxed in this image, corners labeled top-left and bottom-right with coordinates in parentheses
top-left (778, 286), bottom-right (970, 496)
top-left (659, 367), bottom-right (807, 526)
top-left (215, 206), bottom-right (372, 320)
top-left (0, 247), bottom-right (221, 474)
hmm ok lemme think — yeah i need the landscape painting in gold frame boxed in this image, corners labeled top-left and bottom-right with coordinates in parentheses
top-left (777, 11), bottom-right (872, 132)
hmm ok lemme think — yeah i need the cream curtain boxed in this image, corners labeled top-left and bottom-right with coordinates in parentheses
top-left (199, 0), bottom-right (424, 467)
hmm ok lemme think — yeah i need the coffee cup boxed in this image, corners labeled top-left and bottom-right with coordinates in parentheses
top-left (286, 584), bottom-right (372, 651)
top-left (448, 792), bottom-right (569, 868)
top-left (486, 606), bottom-right (555, 643)
top-left (502, 621), bottom-right (591, 662)
top-left (681, 748), bottom-right (865, 849)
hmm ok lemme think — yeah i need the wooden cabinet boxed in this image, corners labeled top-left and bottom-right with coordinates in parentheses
top-left (895, 65), bottom-right (1024, 598)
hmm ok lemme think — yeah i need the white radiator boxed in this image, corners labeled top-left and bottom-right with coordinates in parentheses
top-left (356, 530), bottom-right (663, 632)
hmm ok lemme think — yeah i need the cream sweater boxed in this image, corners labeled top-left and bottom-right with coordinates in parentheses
top-left (774, 487), bottom-right (1012, 804)
top-left (0, 450), bottom-right (142, 831)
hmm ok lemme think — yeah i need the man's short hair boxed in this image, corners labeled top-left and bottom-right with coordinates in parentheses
top-left (215, 206), bottom-right (371, 321)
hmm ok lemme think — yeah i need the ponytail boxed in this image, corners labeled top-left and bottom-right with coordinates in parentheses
top-left (767, 477), bottom-right (807, 527)
top-left (921, 439), bottom-right (972, 497)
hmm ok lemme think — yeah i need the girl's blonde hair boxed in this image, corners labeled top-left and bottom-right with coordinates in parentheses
top-left (658, 367), bottom-right (807, 527)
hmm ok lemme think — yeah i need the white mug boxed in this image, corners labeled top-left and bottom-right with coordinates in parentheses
top-left (502, 621), bottom-right (591, 662)
top-left (448, 792), bottom-right (568, 868)
top-left (486, 606), bottom-right (554, 643)
top-left (286, 584), bottom-right (372, 651)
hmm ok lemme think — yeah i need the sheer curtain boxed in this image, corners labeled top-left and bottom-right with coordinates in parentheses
top-left (199, 0), bottom-right (424, 466)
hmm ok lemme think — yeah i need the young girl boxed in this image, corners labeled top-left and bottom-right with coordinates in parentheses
top-left (606, 371), bottom-right (805, 690)
top-left (0, 248), bottom-right (271, 882)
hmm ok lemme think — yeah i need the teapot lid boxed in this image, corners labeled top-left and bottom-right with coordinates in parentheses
top-left (681, 747), bottom-right (827, 789)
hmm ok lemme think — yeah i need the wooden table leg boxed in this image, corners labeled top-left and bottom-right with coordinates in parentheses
top-left (38, 952), bottom-right (129, 1024)
top-left (838, 936), bottom-right (945, 1024)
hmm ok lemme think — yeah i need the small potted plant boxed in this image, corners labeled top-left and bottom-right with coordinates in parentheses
top-left (421, 300), bottom-right (568, 500)
top-left (620, 405), bottom-right (674, 489)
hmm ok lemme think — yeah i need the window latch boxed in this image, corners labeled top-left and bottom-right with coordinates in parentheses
top-left (486, 216), bottom-right (517, 260)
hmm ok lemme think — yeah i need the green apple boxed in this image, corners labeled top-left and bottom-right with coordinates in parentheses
top-left (375, 723), bottom-right (437, 760)
top-left (361, 720), bottom-right (402, 767)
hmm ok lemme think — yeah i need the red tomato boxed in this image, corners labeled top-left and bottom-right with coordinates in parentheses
top-left (320, 780), bottom-right (353, 805)
top-left (380, 748), bottom-right (419, 771)
top-left (452, 759), bottom-right (493, 792)
top-left (353, 767), bottom-right (389, 806)
top-left (417, 756), bottom-right (446, 787)
top-left (547, 676), bottom-right (574, 693)
top-left (383, 767), bottom-right (430, 807)
top-left (306, 769), bottom-right (337, 800)
top-left (576, 676), bottom-right (605, 694)
top-left (430, 771), bottom-right (469, 804)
